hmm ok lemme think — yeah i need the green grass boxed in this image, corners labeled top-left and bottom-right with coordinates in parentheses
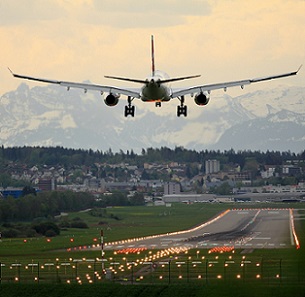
top-left (0, 203), bottom-right (228, 258)
top-left (0, 282), bottom-right (305, 297)
top-left (1, 202), bottom-right (305, 259)
top-left (0, 202), bottom-right (305, 296)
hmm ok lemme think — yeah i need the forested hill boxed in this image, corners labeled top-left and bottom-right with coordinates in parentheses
top-left (0, 146), bottom-right (304, 167)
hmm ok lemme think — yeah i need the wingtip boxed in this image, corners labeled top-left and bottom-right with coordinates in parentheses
top-left (297, 64), bottom-right (303, 73)
top-left (7, 67), bottom-right (14, 76)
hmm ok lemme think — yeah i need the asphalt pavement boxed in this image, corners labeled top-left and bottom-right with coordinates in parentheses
top-left (103, 208), bottom-right (293, 251)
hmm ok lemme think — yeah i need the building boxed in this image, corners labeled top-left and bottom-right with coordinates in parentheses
top-left (38, 178), bottom-right (57, 191)
top-left (205, 159), bottom-right (220, 175)
top-left (164, 182), bottom-right (181, 195)
top-left (0, 187), bottom-right (23, 198)
top-left (163, 193), bottom-right (215, 203)
top-left (282, 165), bottom-right (302, 176)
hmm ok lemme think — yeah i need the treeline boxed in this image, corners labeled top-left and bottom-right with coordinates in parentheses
top-left (0, 146), bottom-right (304, 168)
top-left (0, 191), bottom-right (95, 222)
top-left (0, 190), bottom-right (145, 223)
top-left (97, 192), bottom-right (145, 208)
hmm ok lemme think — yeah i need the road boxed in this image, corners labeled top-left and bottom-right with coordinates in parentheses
top-left (103, 208), bottom-right (294, 251)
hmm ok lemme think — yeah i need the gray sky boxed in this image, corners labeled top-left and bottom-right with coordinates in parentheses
top-left (0, 0), bottom-right (304, 96)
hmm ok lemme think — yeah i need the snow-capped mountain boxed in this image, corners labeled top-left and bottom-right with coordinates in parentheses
top-left (0, 83), bottom-right (304, 153)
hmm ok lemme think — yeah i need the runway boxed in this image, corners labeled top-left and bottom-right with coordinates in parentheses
top-left (103, 208), bottom-right (295, 251)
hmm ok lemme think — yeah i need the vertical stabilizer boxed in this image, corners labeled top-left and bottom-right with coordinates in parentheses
top-left (151, 35), bottom-right (155, 76)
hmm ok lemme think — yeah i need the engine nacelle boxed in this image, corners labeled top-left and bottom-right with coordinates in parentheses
top-left (104, 93), bottom-right (119, 106)
top-left (194, 92), bottom-right (210, 106)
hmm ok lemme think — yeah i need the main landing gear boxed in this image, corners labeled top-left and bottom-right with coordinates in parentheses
top-left (124, 96), bottom-right (135, 117)
top-left (124, 97), bottom-right (188, 117)
top-left (177, 96), bottom-right (187, 117)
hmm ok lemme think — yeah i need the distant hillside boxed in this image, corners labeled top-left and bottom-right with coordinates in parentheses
top-left (0, 83), bottom-right (304, 152)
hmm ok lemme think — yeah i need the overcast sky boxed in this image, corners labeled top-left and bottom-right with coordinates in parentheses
top-left (0, 0), bottom-right (304, 96)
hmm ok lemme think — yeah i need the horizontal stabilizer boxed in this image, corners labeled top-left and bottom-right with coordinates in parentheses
top-left (104, 76), bottom-right (147, 84)
top-left (105, 74), bottom-right (201, 84)
top-left (161, 74), bottom-right (201, 84)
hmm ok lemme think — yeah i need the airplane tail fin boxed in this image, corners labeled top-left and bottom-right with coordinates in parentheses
top-left (151, 35), bottom-right (155, 76)
top-left (105, 35), bottom-right (201, 84)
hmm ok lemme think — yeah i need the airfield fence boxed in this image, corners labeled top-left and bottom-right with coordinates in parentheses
top-left (1, 257), bottom-right (304, 285)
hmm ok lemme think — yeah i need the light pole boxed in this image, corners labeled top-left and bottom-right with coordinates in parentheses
top-left (224, 260), bottom-right (227, 282)
top-left (56, 259), bottom-right (60, 283)
top-left (100, 229), bottom-right (104, 270)
top-left (168, 260), bottom-right (171, 285)
top-left (279, 259), bottom-right (282, 284)
top-left (187, 259), bottom-right (190, 283)
top-left (37, 262), bottom-right (40, 284)
top-left (131, 262), bottom-right (134, 284)
top-left (205, 259), bottom-right (209, 285)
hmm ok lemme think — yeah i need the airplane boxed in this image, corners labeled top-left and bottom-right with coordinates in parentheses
top-left (9, 35), bottom-right (301, 117)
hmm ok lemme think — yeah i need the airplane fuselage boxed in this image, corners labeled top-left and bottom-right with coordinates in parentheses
top-left (141, 70), bottom-right (171, 102)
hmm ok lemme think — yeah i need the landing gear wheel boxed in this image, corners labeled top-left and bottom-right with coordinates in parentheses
top-left (177, 105), bottom-right (187, 117)
top-left (124, 96), bottom-right (135, 117)
top-left (125, 105), bottom-right (135, 117)
top-left (155, 102), bottom-right (161, 107)
top-left (177, 95), bottom-right (187, 117)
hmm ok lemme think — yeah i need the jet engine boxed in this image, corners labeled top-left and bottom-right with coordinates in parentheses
top-left (104, 93), bottom-right (120, 106)
top-left (194, 92), bottom-right (210, 106)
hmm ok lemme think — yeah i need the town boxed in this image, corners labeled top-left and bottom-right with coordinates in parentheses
top-left (0, 146), bottom-right (304, 204)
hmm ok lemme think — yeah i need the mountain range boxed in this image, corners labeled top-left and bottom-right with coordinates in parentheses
top-left (0, 83), bottom-right (304, 153)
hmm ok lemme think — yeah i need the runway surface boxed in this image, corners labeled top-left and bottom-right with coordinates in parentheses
top-left (103, 209), bottom-right (294, 251)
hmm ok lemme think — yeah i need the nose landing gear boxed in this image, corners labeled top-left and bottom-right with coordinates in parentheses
top-left (155, 102), bottom-right (162, 107)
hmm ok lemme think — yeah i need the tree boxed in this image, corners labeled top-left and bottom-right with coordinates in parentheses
top-left (214, 182), bottom-right (232, 195)
top-left (129, 192), bottom-right (145, 206)
top-left (32, 222), bottom-right (60, 236)
top-left (22, 186), bottom-right (37, 197)
top-left (0, 174), bottom-right (12, 189)
top-left (141, 170), bottom-right (149, 180)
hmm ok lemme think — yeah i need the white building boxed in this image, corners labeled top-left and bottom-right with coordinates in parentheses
top-left (205, 160), bottom-right (220, 175)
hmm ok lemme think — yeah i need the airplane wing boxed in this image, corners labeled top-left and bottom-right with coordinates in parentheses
top-left (8, 68), bottom-right (141, 98)
top-left (171, 66), bottom-right (302, 98)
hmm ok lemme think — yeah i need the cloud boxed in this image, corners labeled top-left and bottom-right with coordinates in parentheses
top-left (0, 0), bottom-right (66, 26)
top-left (0, 0), bottom-right (211, 29)
top-left (92, 0), bottom-right (211, 16)
top-left (0, 0), bottom-right (304, 97)
top-left (77, 0), bottom-right (211, 28)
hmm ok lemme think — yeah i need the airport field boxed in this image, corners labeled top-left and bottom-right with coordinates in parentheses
top-left (0, 203), bottom-right (305, 296)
